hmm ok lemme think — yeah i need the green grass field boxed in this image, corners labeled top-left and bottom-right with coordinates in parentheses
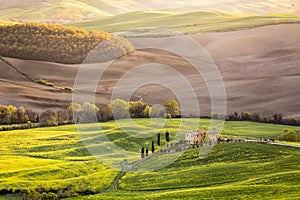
top-left (0, 119), bottom-right (299, 199)
top-left (67, 11), bottom-right (300, 35)
top-left (72, 143), bottom-right (300, 199)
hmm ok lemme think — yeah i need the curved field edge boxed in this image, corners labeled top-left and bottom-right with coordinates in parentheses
top-left (67, 11), bottom-right (300, 35)
top-left (0, 119), bottom-right (299, 197)
top-left (70, 143), bottom-right (300, 199)
top-left (69, 185), bottom-right (300, 199)
top-left (119, 143), bottom-right (300, 190)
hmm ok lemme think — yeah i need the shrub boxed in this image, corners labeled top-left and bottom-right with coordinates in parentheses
top-left (241, 112), bottom-right (250, 120)
top-left (97, 105), bottom-right (113, 122)
top-left (37, 79), bottom-right (55, 87)
top-left (40, 192), bottom-right (58, 200)
top-left (112, 99), bottom-right (129, 120)
top-left (129, 101), bottom-right (145, 118)
top-left (149, 105), bottom-right (162, 118)
top-left (19, 189), bottom-right (40, 200)
top-left (165, 113), bottom-right (172, 119)
top-left (64, 87), bottom-right (73, 92)
top-left (40, 110), bottom-right (58, 126)
top-left (164, 99), bottom-right (179, 118)
top-left (142, 105), bottom-right (151, 118)
top-left (277, 129), bottom-right (299, 142)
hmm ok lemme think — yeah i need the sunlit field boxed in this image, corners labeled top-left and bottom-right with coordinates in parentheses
top-left (68, 11), bottom-right (300, 35)
top-left (0, 119), bottom-right (299, 198)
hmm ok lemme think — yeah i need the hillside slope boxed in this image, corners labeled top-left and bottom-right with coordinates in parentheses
top-left (0, 23), bottom-right (134, 64)
top-left (0, 0), bottom-right (299, 23)
top-left (0, 119), bottom-right (299, 197)
top-left (0, 24), bottom-right (299, 118)
top-left (68, 10), bottom-right (300, 34)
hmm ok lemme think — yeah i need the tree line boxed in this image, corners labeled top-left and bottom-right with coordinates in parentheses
top-left (1, 99), bottom-right (300, 131)
top-left (0, 99), bottom-right (180, 130)
top-left (0, 23), bottom-right (134, 64)
top-left (225, 111), bottom-right (300, 126)
top-left (68, 99), bottom-right (179, 124)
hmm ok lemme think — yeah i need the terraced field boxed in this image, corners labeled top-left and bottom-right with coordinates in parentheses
top-left (0, 119), bottom-right (299, 199)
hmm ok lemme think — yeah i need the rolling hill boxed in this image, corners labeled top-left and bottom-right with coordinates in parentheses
top-left (0, 119), bottom-right (299, 198)
top-left (0, 24), bottom-right (299, 118)
top-left (0, 23), bottom-right (134, 64)
top-left (0, 0), bottom-right (299, 23)
top-left (68, 10), bottom-right (300, 34)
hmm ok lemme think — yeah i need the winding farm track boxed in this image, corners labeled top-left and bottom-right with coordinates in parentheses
top-left (108, 171), bottom-right (127, 190)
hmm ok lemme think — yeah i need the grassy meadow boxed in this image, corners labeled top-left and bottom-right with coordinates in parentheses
top-left (68, 11), bottom-right (300, 35)
top-left (73, 143), bottom-right (300, 199)
top-left (0, 119), bottom-right (299, 199)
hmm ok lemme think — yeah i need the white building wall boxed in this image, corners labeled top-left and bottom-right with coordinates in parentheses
top-left (185, 132), bottom-right (197, 145)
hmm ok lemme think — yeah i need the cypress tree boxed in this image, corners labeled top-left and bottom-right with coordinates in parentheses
top-left (151, 141), bottom-right (155, 153)
top-left (146, 148), bottom-right (149, 157)
top-left (157, 133), bottom-right (161, 146)
top-left (141, 147), bottom-right (145, 159)
top-left (166, 130), bottom-right (170, 142)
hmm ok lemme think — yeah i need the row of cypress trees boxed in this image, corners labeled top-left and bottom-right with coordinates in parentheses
top-left (141, 131), bottom-right (170, 158)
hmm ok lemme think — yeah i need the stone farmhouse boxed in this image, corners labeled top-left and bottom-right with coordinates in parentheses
top-left (185, 130), bottom-right (218, 146)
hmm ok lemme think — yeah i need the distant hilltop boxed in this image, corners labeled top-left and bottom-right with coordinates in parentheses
top-left (0, 0), bottom-right (299, 24)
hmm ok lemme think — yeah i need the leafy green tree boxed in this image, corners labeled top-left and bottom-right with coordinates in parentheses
top-left (40, 110), bottom-right (58, 126)
top-left (241, 112), bottom-right (250, 120)
top-left (142, 105), bottom-right (151, 118)
top-left (250, 113), bottom-right (261, 122)
top-left (149, 105), bottom-right (161, 118)
top-left (26, 108), bottom-right (38, 123)
top-left (57, 110), bottom-right (67, 125)
top-left (97, 107), bottom-right (107, 122)
top-left (164, 99), bottom-right (179, 118)
top-left (79, 102), bottom-right (99, 123)
top-left (272, 113), bottom-right (283, 124)
top-left (7, 105), bottom-right (18, 124)
top-left (17, 106), bottom-right (29, 123)
top-left (277, 129), bottom-right (299, 142)
top-left (97, 104), bottom-right (113, 122)
top-left (129, 101), bottom-right (145, 118)
top-left (0, 105), bottom-right (11, 124)
top-left (112, 99), bottom-right (129, 120)
top-left (67, 103), bottom-right (81, 122)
